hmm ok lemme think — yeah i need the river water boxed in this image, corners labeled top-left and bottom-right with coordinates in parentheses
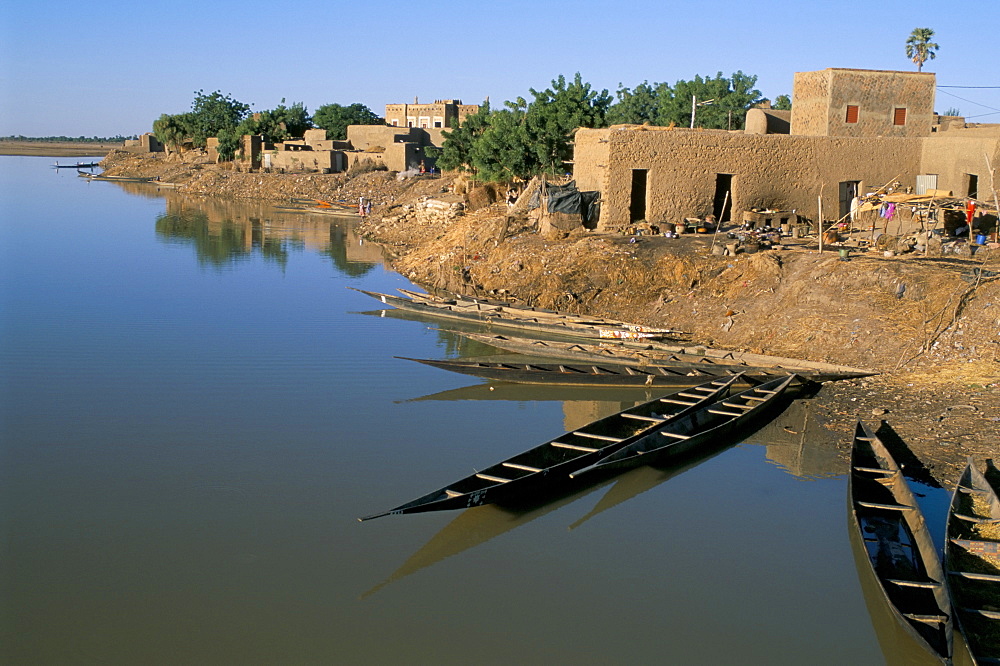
top-left (1, 156), bottom-right (953, 664)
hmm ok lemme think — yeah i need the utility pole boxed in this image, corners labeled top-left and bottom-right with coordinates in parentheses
top-left (690, 96), bottom-right (715, 129)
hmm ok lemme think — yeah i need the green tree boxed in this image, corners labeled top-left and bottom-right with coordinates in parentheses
top-left (470, 102), bottom-right (534, 181)
top-left (216, 127), bottom-right (241, 161)
top-left (653, 72), bottom-right (763, 130)
top-left (188, 90), bottom-right (250, 148)
top-left (437, 100), bottom-right (491, 173)
top-left (236, 100), bottom-right (312, 144)
top-left (152, 112), bottom-right (194, 151)
top-left (523, 73), bottom-right (612, 176)
top-left (772, 94), bottom-right (792, 111)
top-left (312, 103), bottom-right (382, 140)
top-left (607, 81), bottom-right (660, 125)
top-left (905, 28), bottom-right (939, 72)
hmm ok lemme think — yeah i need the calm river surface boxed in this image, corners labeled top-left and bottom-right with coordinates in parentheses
top-left (1, 156), bottom-right (951, 664)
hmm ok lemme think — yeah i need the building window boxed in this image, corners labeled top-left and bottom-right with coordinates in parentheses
top-left (391, 119), bottom-right (398, 126)
top-left (845, 105), bottom-right (859, 124)
top-left (893, 108), bottom-right (906, 125)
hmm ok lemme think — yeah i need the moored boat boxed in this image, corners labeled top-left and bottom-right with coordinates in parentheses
top-left (945, 459), bottom-right (1000, 665)
top-left (849, 422), bottom-right (953, 664)
top-left (569, 374), bottom-right (798, 477)
top-left (349, 287), bottom-right (683, 341)
top-left (399, 355), bottom-right (870, 387)
top-left (359, 374), bottom-right (743, 521)
top-left (455, 332), bottom-right (876, 376)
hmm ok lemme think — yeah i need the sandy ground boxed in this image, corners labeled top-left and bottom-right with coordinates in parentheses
top-left (0, 141), bottom-right (120, 157)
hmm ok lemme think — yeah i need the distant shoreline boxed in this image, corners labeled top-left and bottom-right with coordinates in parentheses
top-left (0, 141), bottom-right (120, 157)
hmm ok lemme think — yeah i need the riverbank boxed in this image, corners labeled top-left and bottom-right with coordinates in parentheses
top-left (96, 149), bottom-right (1000, 477)
top-left (0, 141), bottom-right (122, 157)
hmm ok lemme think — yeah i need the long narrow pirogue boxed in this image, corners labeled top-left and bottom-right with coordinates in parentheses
top-left (945, 459), bottom-right (1000, 664)
top-left (359, 374), bottom-right (743, 521)
top-left (349, 287), bottom-right (683, 341)
top-left (849, 422), bottom-right (953, 664)
top-left (399, 356), bottom-right (870, 387)
top-left (455, 332), bottom-right (875, 376)
top-left (569, 374), bottom-right (798, 478)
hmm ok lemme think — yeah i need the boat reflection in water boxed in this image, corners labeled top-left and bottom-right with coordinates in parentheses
top-left (361, 405), bottom-right (783, 598)
top-left (360, 478), bottom-right (616, 599)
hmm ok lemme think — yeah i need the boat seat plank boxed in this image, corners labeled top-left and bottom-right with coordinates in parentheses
top-left (744, 396), bottom-right (768, 402)
top-left (444, 490), bottom-right (464, 498)
top-left (622, 414), bottom-right (666, 423)
top-left (902, 613), bottom-right (949, 624)
top-left (886, 578), bottom-right (941, 588)
top-left (574, 432), bottom-right (625, 442)
top-left (856, 501), bottom-right (913, 510)
top-left (551, 442), bottom-right (599, 452)
top-left (948, 570), bottom-right (1000, 582)
top-left (853, 466), bottom-right (896, 475)
top-left (660, 398), bottom-right (699, 406)
top-left (963, 609), bottom-right (1000, 620)
top-left (660, 432), bottom-right (691, 440)
top-left (676, 392), bottom-right (707, 399)
top-left (954, 513), bottom-right (1000, 524)
top-left (707, 409), bottom-right (745, 417)
top-left (719, 402), bottom-right (754, 410)
top-left (502, 462), bottom-right (543, 473)
top-left (475, 473), bottom-right (511, 483)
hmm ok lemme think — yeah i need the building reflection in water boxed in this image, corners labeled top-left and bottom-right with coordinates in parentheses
top-left (151, 191), bottom-right (386, 271)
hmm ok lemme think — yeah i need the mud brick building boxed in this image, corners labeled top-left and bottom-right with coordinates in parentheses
top-left (574, 68), bottom-right (1000, 232)
top-left (383, 99), bottom-right (480, 129)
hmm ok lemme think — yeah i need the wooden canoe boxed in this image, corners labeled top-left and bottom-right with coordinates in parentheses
top-left (358, 374), bottom-right (743, 521)
top-left (349, 287), bottom-right (683, 341)
top-left (397, 288), bottom-right (681, 334)
top-left (945, 459), bottom-right (1000, 664)
top-left (569, 374), bottom-right (798, 477)
top-left (849, 422), bottom-right (953, 663)
top-left (455, 332), bottom-right (876, 376)
top-left (399, 356), bottom-right (869, 387)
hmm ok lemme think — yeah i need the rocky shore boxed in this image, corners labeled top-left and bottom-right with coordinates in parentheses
top-left (98, 149), bottom-right (1000, 481)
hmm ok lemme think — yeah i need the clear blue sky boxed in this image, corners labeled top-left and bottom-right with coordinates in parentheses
top-left (1, 0), bottom-right (997, 137)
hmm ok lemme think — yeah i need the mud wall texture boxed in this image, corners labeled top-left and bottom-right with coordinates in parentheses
top-left (585, 127), bottom-right (924, 230)
top-left (921, 134), bottom-right (1000, 198)
top-left (573, 128), bottom-right (611, 194)
top-left (791, 69), bottom-right (935, 138)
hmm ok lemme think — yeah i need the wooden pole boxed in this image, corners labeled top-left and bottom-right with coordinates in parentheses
top-left (710, 190), bottom-right (730, 253)
top-left (818, 193), bottom-right (824, 253)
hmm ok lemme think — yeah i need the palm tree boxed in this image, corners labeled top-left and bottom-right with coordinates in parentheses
top-left (905, 28), bottom-right (939, 72)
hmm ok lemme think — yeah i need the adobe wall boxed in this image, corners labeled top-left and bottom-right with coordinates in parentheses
top-left (347, 125), bottom-right (415, 151)
top-left (745, 109), bottom-right (791, 135)
top-left (792, 69), bottom-right (935, 138)
top-left (790, 71), bottom-right (830, 137)
top-left (268, 149), bottom-right (336, 173)
top-left (587, 127), bottom-right (924, 231)
top-left (573, 128), bottom-right (611, 193)
top-left (921, 133), bottom-right (1000, 198)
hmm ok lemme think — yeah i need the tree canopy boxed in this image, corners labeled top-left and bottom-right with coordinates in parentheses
top-left (610, 71), bottom-right (764, 130)
top-left (152, 90), bottom-right (250, 151)
top-left (236, 100), bottom-right (312, 145)
top-left (312, 103), bottom-right (383, 140)
top-left (905, 28), bottom-right (939, 72)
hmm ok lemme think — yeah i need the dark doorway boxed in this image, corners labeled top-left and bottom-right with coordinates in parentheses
top-left (967, 174), bottom-right (979, 198)
top-left (712, 174), bottom-right (733, 222)
top-left (629, 169), bottom-right (648, 222)
top-left (839, 180), bottom-right (860, 220)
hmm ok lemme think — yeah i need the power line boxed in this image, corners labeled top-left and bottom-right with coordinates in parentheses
top-left (935, 88), bottom-right (1000, 113)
